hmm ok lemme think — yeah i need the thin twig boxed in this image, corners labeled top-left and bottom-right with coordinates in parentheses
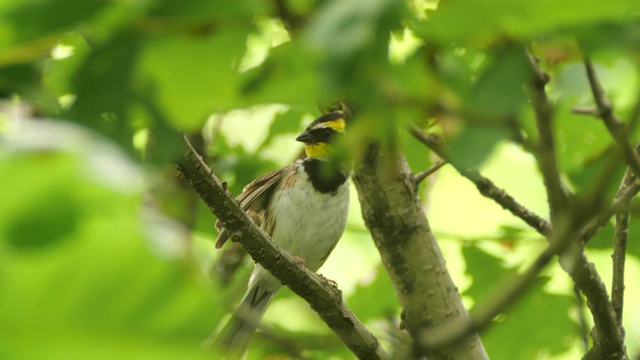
top-left (409, 126), bottom-right (552, 236)
top-left (413, 57), bottom-right (632, 359)
top-left (612, 166), bottom-right (636, 327)
top-left (527, 55), bottom-right (569, 219)
top-left (176, 135), bottom-right (389, 360)
top-left (571, 106), bottom-right (600, 117)
top-left (584, 58), bottom-right (640, 179)
top-left (417, 177), bottom-right (640, 353)
top-left (413, 159), bottom-right (447, 183)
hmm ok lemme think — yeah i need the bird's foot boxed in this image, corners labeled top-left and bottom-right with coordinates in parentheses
top-left (318, 273), bottom-right (338, 288)
top-left (293, 256), bottom-right (307, 266)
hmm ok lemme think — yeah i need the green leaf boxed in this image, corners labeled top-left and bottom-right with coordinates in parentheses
top-left (449, 124), bottom-right (509, 168)
top-left (257, 106), bottom-right (312, 152)
top-left (347, 265), bottom-right (400, 323)
top-left (303, 0), bottom-right (407, 97)
top-left (467, 48), bottom-right (530, 118)
top-left (463, 245), bottom-right (576, 359)
top-left (415, 0), bottom-right (639, 45)
top-left (554, 104), bottom-right (611, 173)
top-left (0, 0), bottom-right (107, 47)
top-left (463, 245), bottom-right (515, 302)
top-left (588, 217), bottom-right (640, 260)
top-left (136, 30), bottom-right (250, 130)
top-left (66, 31), bottom-right (141, 153)
top-left (482, 278), bottom-right (576, 359)
top-left (149, 0), bottom-right (268, 21)
top-left (241, 41), bottom-right (321, 105)
top-left (0, 148), bottom-right (221, 359)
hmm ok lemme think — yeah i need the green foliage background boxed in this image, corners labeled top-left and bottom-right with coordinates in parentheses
top-left (1, 0), bottom-right (639, 359)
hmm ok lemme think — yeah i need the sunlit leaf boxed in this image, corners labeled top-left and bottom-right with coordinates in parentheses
top-left (347, 265), bottom-right (400, 323)
top-left (463, 245), bottom-right (576, 359)
top-left (136, 30), bottom-right (250, 130)
top-left (467, 48), bottom-right (530, 118)
top-left (415, 0), bottom-right (639, 45)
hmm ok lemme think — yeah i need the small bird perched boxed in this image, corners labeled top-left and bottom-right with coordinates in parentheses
top-left (212, 111), bottom-right (351, 357)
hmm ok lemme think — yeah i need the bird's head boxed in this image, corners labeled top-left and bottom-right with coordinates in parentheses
top-left (295, 111), bottom-right (346, 159)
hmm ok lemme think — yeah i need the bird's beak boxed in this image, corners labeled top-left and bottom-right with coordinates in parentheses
top-left (295, 130), bottom-right (313, 143)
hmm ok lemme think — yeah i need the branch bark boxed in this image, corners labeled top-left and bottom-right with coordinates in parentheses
top-left (612, 171), bottom-right (631, 327)
top-left (176, 136), bottom-right (389, 360)
top-left (353, 143), bottom-right (488, 360)
top-left (527, 58), bottom-right (629, 360)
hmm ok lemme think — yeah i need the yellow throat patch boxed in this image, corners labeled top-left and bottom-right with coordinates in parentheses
top-left (304, 142), bottom-right (329, 158)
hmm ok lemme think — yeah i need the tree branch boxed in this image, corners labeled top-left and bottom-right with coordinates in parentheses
top-left (417, 243), bottom-right (556, 351)
top-left (613, 187), bottom-right (630, 328)
top-left (273, 0), bottom-right (305, 34)
top-left (409, 126), bottom-right (552, 236)
top-left (353, 143), bottom-right (489, 360)
top-left (527, 58), bottom-right (628, 360)
top-left (413, 159), bottom-right (447, 184)
top-left (176, 136), bottom-right (389, 360)
top-left (411, 57), bottom-right (632, 359)
top-left (416, 174), bottom-right (640, 354)
top-left (527, 55), bottom-right (570, 218)
top-left (584, 58), bottom-right (640, 179)
top-left (611, 155), bottom-right (638, 327)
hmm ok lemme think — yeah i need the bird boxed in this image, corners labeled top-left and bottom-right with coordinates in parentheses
top-left (212, 110), bottom-right (351, 358)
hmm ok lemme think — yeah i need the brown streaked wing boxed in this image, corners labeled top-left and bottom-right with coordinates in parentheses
top-left (214, 164), bottom-right (294, 248)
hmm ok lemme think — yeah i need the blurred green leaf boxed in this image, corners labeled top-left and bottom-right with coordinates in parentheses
top-left (257, 106), bottom-right (310, 152)
top-left (467, 48), bottom-right (530, 118)
top-left (347, 265), bottom-right (399, 323)
top-left (0, 0), bottom-right (107, 47)
top-left (0, 149), bottom-right (221, 359)
top-left (555, 104), bottom-right (611, 172)
top-left (304, 0), bottom-right (406, 97)
top-left (150, 0), bottom-right (267, 20)
top-left (415, 0), bottom-right (639, 45)
top-left (588, 217), bottom-right (640, 260)
top-left (0, 63), bottom-right (41, 97)
top-left (241, 41), bottom-right (321, 105)
top-left (66, 31), bottom-right (140, 153)
top-left (463, 245), bottom-right (576, 359)
top-left (136, 30), bottom-right (250, 130)
top-left (449, 124), bottom-right (508, 168)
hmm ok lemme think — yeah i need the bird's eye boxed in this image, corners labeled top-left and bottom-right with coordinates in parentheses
top-left (311, 127), bottom-right (335, 143)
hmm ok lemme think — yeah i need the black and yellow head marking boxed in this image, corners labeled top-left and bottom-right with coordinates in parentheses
top-left (295, 112), bottom-right (346, 158)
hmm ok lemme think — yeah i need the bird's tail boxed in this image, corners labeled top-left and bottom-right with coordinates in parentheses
top-left (211, 283), bottom-right (277, 359)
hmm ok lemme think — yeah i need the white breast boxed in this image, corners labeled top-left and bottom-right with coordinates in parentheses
top-left (269, 163), bottom-right (350, 272)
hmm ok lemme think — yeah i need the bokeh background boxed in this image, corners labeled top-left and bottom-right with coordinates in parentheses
top-left (1, 0), bottom-right (639, 359)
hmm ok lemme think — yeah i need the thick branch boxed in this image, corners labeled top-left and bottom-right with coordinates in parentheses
top-left (418, 244), bottom-right (555, 351)
top-left (353, 143), bottom-right (488, 360)
top-left (176, 136), bottom-right (389, 360)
